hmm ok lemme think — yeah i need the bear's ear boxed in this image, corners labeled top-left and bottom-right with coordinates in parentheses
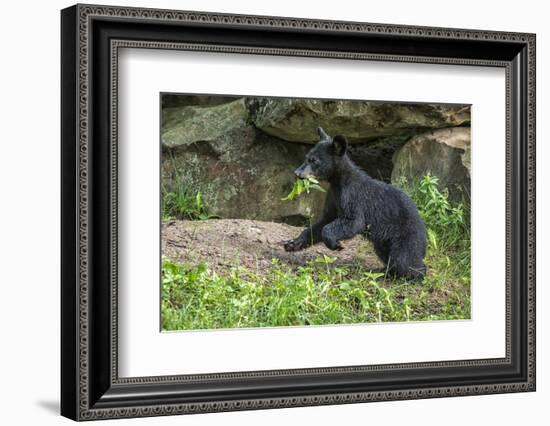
top-left (332, 135), bottom-right (348, 156)
top-left (317, 126), bottom-right (330, 140)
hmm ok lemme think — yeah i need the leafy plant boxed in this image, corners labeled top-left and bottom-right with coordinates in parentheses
top-left (162, 189), bottom-right (218, 221)
top-left (161, 250), bottom-right (470, 331)
top-left (161, 148), bottom-right (219, 221)
top-left (281, 176), bottom-right (325, 201)
top-left (402, 174), bottom-right (470, 255)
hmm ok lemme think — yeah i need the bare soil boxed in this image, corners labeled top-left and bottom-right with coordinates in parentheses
top-left (162, 219), bottom-right (383, 275)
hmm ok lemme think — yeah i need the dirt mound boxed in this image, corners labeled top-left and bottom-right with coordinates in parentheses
top-left (162, 219), bottom-right (383, 275)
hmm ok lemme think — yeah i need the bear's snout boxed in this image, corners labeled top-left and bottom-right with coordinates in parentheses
top-left (294, 164), bottom-right (311, 179)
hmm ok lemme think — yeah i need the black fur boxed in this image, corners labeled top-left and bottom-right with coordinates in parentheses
top-left (284, 127), bottom-right (427, 279)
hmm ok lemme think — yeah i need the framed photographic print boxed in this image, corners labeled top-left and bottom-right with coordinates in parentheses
top-left (61, 4), bottom-right (536, 421)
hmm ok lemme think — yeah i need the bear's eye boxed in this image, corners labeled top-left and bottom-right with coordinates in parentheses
top-left (308, 157), bottom-right (317, 165)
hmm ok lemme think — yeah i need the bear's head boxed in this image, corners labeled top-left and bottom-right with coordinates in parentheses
top-left (294, 127), bottom-right (348, 181)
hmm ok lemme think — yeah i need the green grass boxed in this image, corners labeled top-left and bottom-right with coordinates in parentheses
top-left (161, 149), bottom-right (219, 221)
top-left (162, 256), bottom-right (470, 330)
top-left (162, 189), bottom-right (218, 221)
top-left (161, 174), bottom-right (471, 331)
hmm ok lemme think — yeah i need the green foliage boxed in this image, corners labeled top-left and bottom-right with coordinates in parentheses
top-left (397, 174), bottom-right (471, 308)
top-left (408, 174), bottom-right (468, 247)
top-left (281, 176), bottom-right (326, 201)
top-left (162, 189), bottom-right (218, 221)
top-left (161, 253), bottom-right (470, 330)
top-left (162, 149), bottom-right (219, 221)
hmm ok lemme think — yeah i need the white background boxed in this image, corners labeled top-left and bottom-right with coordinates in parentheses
top-left (119, 49), bottom-right (506, 376)
top-left (0, 0), bottom-right (547, 425)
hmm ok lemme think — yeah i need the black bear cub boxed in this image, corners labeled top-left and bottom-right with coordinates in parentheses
top-left (284, 127), bottom-right (427, 279)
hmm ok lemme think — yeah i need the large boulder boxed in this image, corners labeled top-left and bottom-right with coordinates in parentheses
top-left (250, 98), bottom-right (470, 143)
top-left (162, 98), bottom-right (250, 150)
top-left (391, 127), bottom-right (471, 203)
top-left (161, 101), bottom-right (326, 224)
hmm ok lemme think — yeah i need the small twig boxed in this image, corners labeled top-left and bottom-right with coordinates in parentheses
top-left (166, 239), bottom-right (186, 248)
top-left (384, 255), bottom-right (392, 280)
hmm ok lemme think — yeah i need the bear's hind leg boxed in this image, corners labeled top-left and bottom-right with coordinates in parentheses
top-left (394, 259), bottom-right (426, 280)
top-left (388, 241), bottom-right (426, 280)
top-left (373, 241), bottom-right (390, 264)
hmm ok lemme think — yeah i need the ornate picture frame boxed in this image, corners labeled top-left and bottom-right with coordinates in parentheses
top-left (61, 4), bottom-right (535, 421)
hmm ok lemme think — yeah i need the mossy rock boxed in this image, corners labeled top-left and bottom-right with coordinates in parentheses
top-left (251, 98), bottom-right (470, 143)
top-left (391, 127), bottom-right (471, 204)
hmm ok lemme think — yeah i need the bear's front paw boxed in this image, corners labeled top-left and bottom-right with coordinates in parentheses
top-left (324, 239), bottom-right (343, 251)
top-left (284, 238), bottom-right (305, 252)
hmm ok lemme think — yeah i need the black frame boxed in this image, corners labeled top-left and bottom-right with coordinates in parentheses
top-left (61, 4), bottom-right (536, 421)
